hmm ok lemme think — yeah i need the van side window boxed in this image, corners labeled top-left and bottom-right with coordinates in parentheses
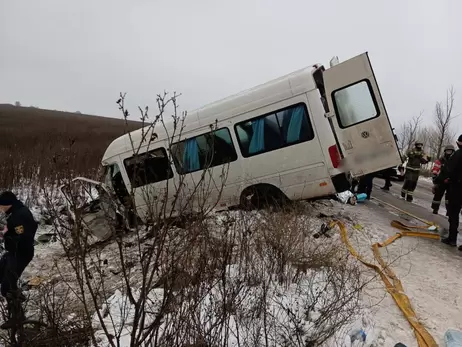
top-left (235, 103), bottom-right (314, 158)
top-left (171, 128), bottom-right (238, 174)
top-left (124, 148), bottom-right (173, 188)
top-left (332, 80), bottom-right (379, 128)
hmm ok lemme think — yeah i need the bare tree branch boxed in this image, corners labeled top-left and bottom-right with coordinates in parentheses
top-left (431, 86), bottom-right (456, 159)
top-left (397, 112), bottom-right (423, 153)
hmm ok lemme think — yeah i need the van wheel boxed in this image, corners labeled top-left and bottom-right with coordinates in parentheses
top-left (240, 187), bottom-right (259, 211)
top-left (240, 185), bottom-right (289, 211)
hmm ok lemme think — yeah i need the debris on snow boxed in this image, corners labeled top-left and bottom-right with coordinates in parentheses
top-left (12, 187), bottom-right (462, 347)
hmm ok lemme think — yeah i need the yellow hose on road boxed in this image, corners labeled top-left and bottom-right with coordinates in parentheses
top-left (390, 220), bottom-right (439, 233)
top-left (332, 220), bottom-right (439, 347)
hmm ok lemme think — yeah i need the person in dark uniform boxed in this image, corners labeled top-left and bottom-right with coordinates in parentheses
top-left (380, 167), bottom-right (395, 191)
top-left (381, 131), bottom-right (402, 191)
top-left (0, 191), bottom-right (37, 328)
top-left (401, 141), bottom-right (430, 202)
top-left (431, 144), bottom-right (455, 215)
top-left (357, 173), bottom-right (374, 200)
top-left (442, 135), bottom-right (462, 249)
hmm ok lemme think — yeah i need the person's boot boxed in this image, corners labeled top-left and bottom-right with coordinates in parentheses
top-left (432, 209), bottom-right (438, 215)
top-left (406, 197), bottom-right (413, 202)
top-left (441, 238), bottom-right (457, 247)
top-left (458, 245), bottom-right (462, 251)
top-left (401, 192), bottom-right (406, 199)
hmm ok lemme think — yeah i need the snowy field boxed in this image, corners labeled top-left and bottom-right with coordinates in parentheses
top-left (6, 187), bottom-right (462, 347)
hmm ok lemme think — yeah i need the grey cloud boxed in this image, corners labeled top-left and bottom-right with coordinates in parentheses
top-left (1, 0), bottom-right (461, 133)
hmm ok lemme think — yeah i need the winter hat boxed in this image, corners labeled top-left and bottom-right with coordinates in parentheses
top-left (0, 191), bottom-right (18, 206)
top-left (457, 134), bottom-right (462, 147)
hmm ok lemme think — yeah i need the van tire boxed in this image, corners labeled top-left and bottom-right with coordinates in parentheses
top-left (240, 184), bottom-right (289, 211)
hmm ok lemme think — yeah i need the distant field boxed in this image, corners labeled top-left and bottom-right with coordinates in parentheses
top-left (0, 104), bottom-right (142, 188)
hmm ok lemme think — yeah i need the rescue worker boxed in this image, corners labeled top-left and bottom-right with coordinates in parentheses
top-left (431, 144), bottom-right (455, 215)
top-left (0, 191), bottom-right (37, 328)
top-left (441, 135), bottom-right (462, 249)
top-left (357, 173), bottom-right (374, 200)
top-left (401, 141), bottom-right (431, 202)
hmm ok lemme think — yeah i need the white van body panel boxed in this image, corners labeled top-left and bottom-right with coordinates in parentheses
top-left (323, 52), bottom-right (401, 176)
top-left (102, 66), bottom-right (320, 164)
top-left (101, 53), bottom-right (399, 222)
top-left (107, 95), bottom-right (337, 221)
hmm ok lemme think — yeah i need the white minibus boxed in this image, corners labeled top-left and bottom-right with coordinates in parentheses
top-left (70, 52), bottom-right (402, 228)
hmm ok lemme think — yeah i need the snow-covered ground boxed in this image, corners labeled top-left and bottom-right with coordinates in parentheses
top-left (8, 189), bottom-right (462, 347)
top-left (418, 176), bottom-right (434, 185)
top-left (340, 201), bottom-right (462, 347)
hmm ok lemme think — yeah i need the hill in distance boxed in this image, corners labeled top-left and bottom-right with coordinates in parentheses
top-left (0, 104), bottom-right (143, 187)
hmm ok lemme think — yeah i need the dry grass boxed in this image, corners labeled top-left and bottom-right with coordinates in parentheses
top-left (0, 104), bottom-right (141, 188)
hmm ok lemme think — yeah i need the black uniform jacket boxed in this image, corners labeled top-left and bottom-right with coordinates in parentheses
top-left (5, 200), bottom-right (37, 258)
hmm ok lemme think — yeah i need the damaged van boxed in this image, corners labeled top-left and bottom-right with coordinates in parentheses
top-left (65, 52), bottom-right (402, 236)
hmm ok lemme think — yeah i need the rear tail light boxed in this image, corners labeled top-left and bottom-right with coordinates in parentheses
top-left (328, 145), bottom-right (341, 168)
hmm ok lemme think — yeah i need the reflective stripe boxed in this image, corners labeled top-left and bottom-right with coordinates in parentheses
top-left (432, 200), bottom-right (441, 204)
top-left (431, 163), bottom-right (441, 175)
top-left (407, 191), bottom-right (414, 196)
top-left (407, 167), bottom-right (421, 171)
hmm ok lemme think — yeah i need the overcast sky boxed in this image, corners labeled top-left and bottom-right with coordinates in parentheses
top-left (1, 0), bottom-right (462, 133)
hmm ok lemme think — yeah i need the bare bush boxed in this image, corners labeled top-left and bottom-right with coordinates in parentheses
top-left (32, 92), bottom-right (368, 347)
top-left (0, 280), bottom-right (92, 346)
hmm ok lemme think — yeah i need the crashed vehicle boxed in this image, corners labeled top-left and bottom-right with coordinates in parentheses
top-left (59, 176), bottom-right (130, 241)
top-left (64, 53), bottom-right (403, 234)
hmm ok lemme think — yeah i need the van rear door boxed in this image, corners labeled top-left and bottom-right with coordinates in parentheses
top-left (323, 52), bottom-right (401, 177)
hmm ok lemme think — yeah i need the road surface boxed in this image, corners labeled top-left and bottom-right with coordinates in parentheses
top-left (368, 177), bottom-right (459, 242)
top-left (348, 177), bottom-right (462, 346)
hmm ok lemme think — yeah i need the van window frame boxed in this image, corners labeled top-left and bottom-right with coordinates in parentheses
top-left (103, 162), bottom-right (132, 206)
top-left (233, 102), bottom-right (315, 158)
top-left (170, 127), bottom-right (238, 175)
top-left (123, 147), bottom-right (174, 188)
top-left (331, 78), bottom-right (381, 129)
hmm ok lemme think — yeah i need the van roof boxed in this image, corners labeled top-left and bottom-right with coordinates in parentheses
top-left (102, 64), bottom-right (320, 163)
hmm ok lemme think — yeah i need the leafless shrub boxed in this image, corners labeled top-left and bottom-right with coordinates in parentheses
top-left (30, 92), bottom-right (368, 347)
top-left (0, 280), bottom-right (92, 347)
